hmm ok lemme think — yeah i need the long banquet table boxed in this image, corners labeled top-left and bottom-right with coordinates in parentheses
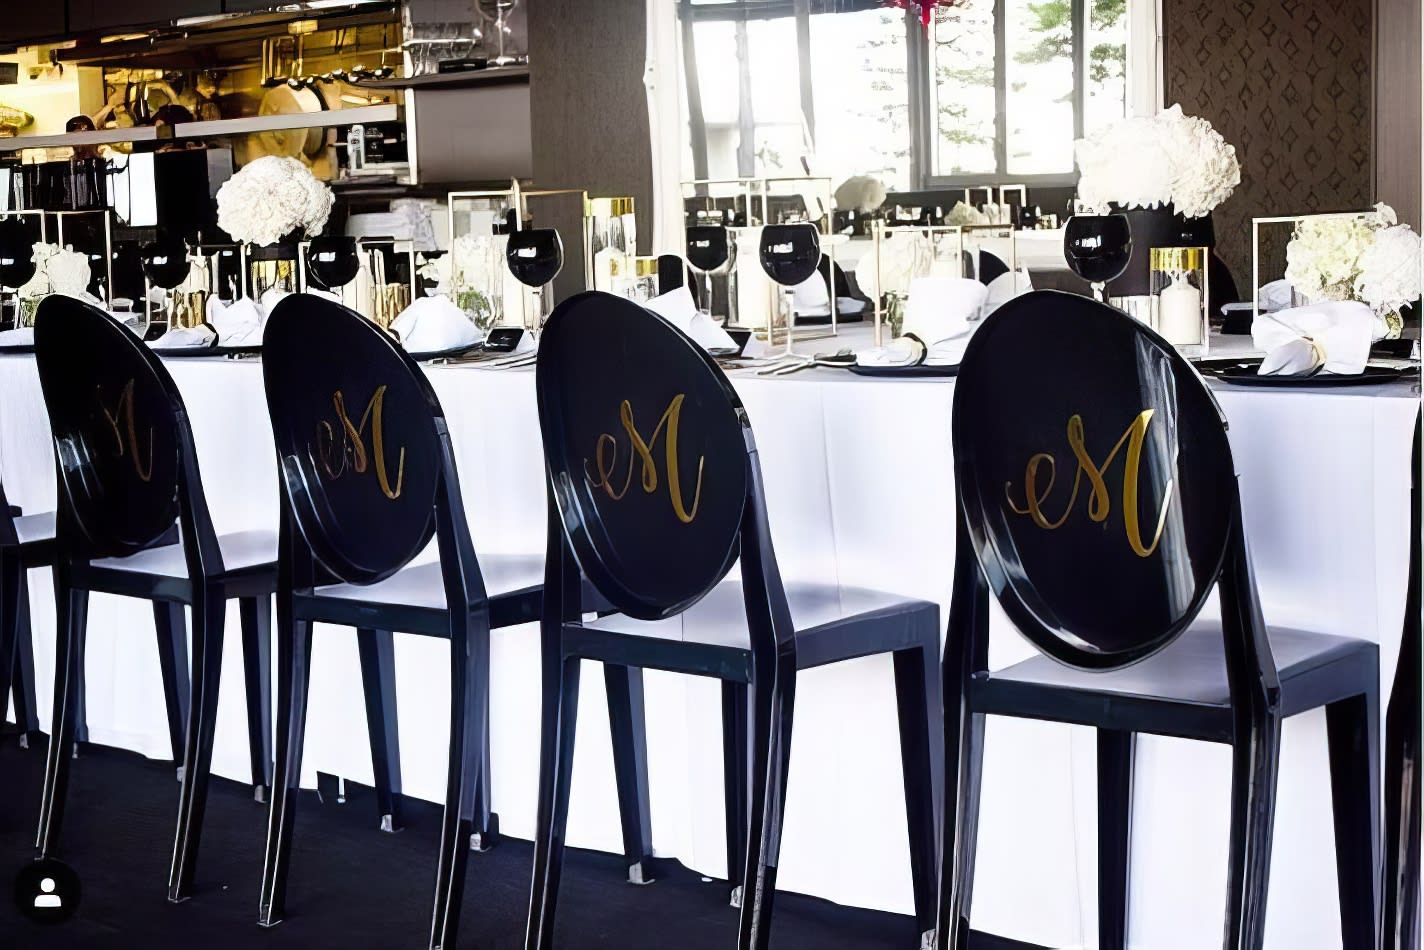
top-left (0, 342), bottom-right (1416, 949)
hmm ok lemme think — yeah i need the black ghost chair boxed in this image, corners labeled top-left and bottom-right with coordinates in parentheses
top-left (0, 482), bottom-right (53, 749)
top-left (257, 293), bottom-right (597, 949)
top-left (938, 290), bottom-right (1380, 950)
top-left (31, 294), bottom-right (276, 904)
top-left (1383, 414), bottom-right (1420, 950)
top-left (524, 291), bottom-right (941, 950)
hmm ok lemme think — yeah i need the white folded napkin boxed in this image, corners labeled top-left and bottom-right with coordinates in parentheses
top-left (856, 336), bottom-right (925, 367)
top-left (0, 327), bottom-right (33, 346)
top-left (644, 286), bottom-right (739, 352)
top-left (1258, 278), bottom-right (1294, 313)
top-left (207, 297), bottom-right (266, 347)
top-left (790, 272), bottom-right (830, 316)
top-left (904, 277), bottom-right (987, 363)
top-left (836, 297), bottom-right (868, 316)
top-left (391, 295), bottom-right (482, 353)
top-left (984, 268), bottom-right (1033, 314)
top-left (1252, 300), bottom-right (1384, 375)
top-left (149, 325), bottom-right (218, 349)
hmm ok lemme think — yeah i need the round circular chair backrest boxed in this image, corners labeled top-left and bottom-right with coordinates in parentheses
top-left (34, 295), bottom-right (184, 558)
top-left (263, 294), bottom-right (443, 585)
top-left (537, 292), bottom-right (750, 621)
top-left (952, 290), bottom-right (1237, 669)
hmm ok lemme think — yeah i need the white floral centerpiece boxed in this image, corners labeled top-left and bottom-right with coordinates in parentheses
top-left (16, 243), bottom-right (92, 325)
top-left (216, 156), bottom-right (334, 247)
top-left (1283, 203), bottom-right (1421, 336)
top-left (1075, 105), bottom-right (1240, 219)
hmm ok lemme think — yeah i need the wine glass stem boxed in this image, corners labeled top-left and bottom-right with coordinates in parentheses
top-left (1092, 281), bottom-right (1106, 303)
top-left (782, 288), bottom-right (795, 357)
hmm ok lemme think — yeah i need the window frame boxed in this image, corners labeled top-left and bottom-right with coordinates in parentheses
top-left (678, 0), bottom-right (1154, 192)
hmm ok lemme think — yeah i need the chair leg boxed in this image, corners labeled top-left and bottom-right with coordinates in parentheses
top-left (937, 711), bottom-right (985, 950)
top-left (0, 552), bottom-right (30, 743)
top-left (428, 625), bottom-right (489, 950)
top-left (356, 627), bottom-right (403, 833)
top-left (34, 583), bottom-right (88, 859)
top-left (1223, 710), bottom-right (1282, 950)
top-left (1096, 729), bottom-right (1135, 950)
top-left (152, 601), bottom-right (191, 771)
top-left (1326, 689), bottom-right (1380, 950)
top-left (257, 615), bottom-right (314, 927)
top-left (525, 657), bottom-right (582, 950)
top-left (11, 571), bottom-right (39, 743)
top-left (471, 626), bottom-right (498, 851)
top-left (1385, 701), bottom-right (1421, 950)
top-left (722, 680), bottom-right (750, 907)
top-left (893, 646), bottom-right (940, 942)
top-left (604, 663), bottom-right (655, 885)
top-left (737, 668), bottom-right (798, 950)
top-left (240, 596), bottom-right (273, 803)
top-left (167, 589), bottom-right (228, 903)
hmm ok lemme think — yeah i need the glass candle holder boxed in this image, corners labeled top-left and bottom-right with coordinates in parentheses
top-left (1150, 246), bottom-right (1209, 357)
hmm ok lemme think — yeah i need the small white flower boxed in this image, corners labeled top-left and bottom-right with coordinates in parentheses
top-left (1356, 224), bottom-right (1422, 314)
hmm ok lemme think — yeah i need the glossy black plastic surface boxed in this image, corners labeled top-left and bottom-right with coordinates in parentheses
top-left (506, 228), bottom-right (564, 288)
top-left (262, 294), bottom-right (441, 585)
top-left (33, 295), bottom-right (183, 558)
top-left (0, 217), bottom-right (38, 289)
top-left (952, 290), bottom-right (1235, 669)
top-left (305, 236), bottom-right (361, 290)
top-left (139, 235), bottom-right (192, 290)
top-left (757, 223), bottom-right (820, 287)
top-left (686, 224), bottom-right (731, 273)
top-left (536, 291), bottom-right (748, 621)
top-left (1063, 214), bottom-right (1132, 286)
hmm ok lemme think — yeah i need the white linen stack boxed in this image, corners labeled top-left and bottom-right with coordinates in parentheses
top-left (390, 295), bottom-right (482, 353)
top-left (1251, 300), bottom-right (1384, 375)
top-left (643, 285), bottom-right (739, 352)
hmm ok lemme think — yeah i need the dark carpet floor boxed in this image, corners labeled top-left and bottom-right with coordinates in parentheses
top-left (0, 736), bottom-right (1035, 950)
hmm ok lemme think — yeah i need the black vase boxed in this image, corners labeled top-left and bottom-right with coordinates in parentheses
top-left (1104, 204), bottom-right (1215, 298)
top-left (247, 229), bottom-right (304, 262)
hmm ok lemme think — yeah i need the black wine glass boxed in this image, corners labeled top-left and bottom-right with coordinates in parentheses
top-left (686, 224), bottom-right (731, 321)
top-left (506, 227), bottom-right (563, 329)
top-left (305, 236), bottom-right (360, 291)
top-left (0, 217), bottom-right (36, 290)
top-left (140, 235), bottom-right (192, 290)
top-left (1063, 214), bottom-right (1132, 302)
top-left (759, 223), bottom-right (821, 358)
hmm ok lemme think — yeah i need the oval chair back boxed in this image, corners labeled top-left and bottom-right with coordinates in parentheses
top-left (34, 295), bottom-right (190, 560)
top-left (262, 294), bottom-right (446, 587)
top-left (536, 291), bottom-right (751, 621)
top-left (952, 290), bottom-right (1238, 669)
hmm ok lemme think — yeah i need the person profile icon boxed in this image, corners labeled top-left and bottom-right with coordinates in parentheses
top-left (14, 858), bottom-right (80, 923)
top-left (34, 877), bottom-right (62, 909)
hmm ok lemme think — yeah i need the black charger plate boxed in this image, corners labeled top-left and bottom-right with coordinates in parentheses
top-left (1213, 364), bottom-right (1406, 387)
top-left (848, 362), bottom-right (960, 378)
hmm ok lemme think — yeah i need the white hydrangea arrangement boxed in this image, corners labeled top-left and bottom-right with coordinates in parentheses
top-left (15, 242), bottom-right (93, 325)
top-left (1075, 105), bottom-right (1241, 219)
top-left (1285, 203), bottom-right (1422, 322)
top-left (216, 156), bottom-right (334, 247)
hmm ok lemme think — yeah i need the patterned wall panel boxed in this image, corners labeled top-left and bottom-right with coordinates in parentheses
top-left (1164, 0), bottom-right (1373, 287)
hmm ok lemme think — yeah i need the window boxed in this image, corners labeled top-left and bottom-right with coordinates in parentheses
top-left (679, 0), bottom-right (1135, 191)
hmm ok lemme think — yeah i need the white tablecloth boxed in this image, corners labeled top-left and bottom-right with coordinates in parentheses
top-left (0, 349), bottom-right (1416, 950)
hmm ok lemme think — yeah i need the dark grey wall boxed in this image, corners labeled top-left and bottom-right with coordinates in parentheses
top-left (528, 0), bottom-right (655, 299)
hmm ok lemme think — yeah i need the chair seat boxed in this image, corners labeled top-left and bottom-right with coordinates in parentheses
top-left (317, 554), bottom-right (545, 610)
top-left (13, 511), bottom-right (56, 546)
top-left (92, 529), bottom-right (278, 577)
top-left (573, 582), bottom-right (939, 678)
top-left (973, 622), bottom-right (1378, 741)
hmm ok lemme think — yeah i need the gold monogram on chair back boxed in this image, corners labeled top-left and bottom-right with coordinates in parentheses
top-left (35, 296), bottom-right (183, 558)
top-left (953, 291), bottom-right (1236, 669)
top-left (263, 294), bottom-right (443, 586)
top-left (538, 292), bottom-right (749, 621)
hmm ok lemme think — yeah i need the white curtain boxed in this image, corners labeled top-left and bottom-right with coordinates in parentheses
top-left (644, 0), bottom-right (685, 255)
